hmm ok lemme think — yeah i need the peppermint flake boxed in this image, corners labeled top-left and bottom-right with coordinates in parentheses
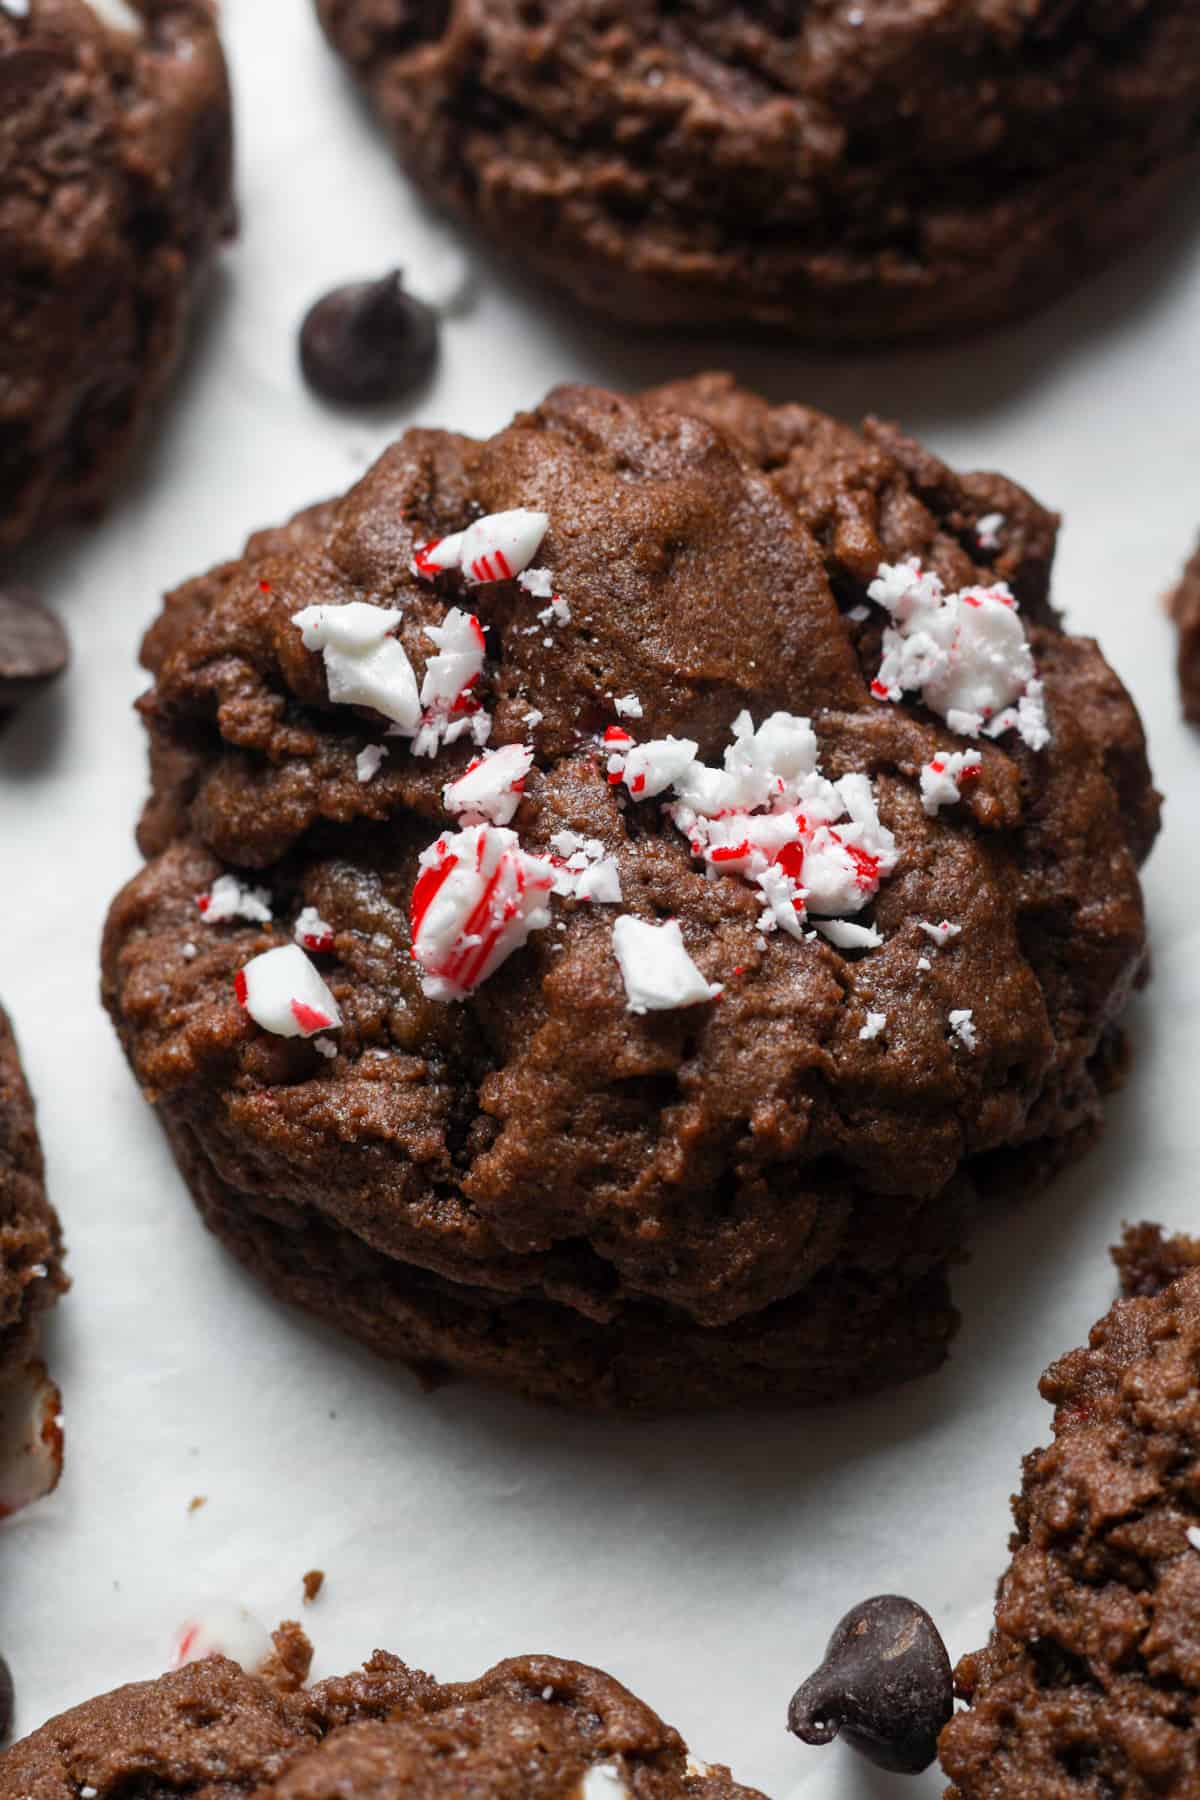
top-left (611, 917), bottom-right (722, 1014)
top-left (197, 875), bottom-right (272, 926)
top-left (859, 1012), bottom-right (887, 1041)
top-left (948, 1008), bottom-right (978, 1051)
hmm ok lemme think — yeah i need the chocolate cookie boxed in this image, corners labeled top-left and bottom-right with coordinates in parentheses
top-left (0, 1641), bottom-right (761, 1799)
top-left (0, 1005), bottom-right (67, 1514)
top-left (313, 0), bottom-right (1200, 345)
top-left (1168, 539), bottom-right (1200, 724)
top-left (0, 0), bottom-right (233, 551)
top-left (101, 374), bottom-right (1158, 1412)
top-left (940, 1267), bottom-right (1200, 1797)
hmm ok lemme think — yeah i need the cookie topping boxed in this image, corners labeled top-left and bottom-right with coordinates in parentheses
top-left (171, 1605), bottom-right (273, 1673)
top-left (613, 693), bottom-right (643, 719)
top-left (234, 944), bottom-right (342, 1038)
top-left (298, 272), bottom-right (438, 407)
top-left (409, 608), bottom-right (490, 757)
top-left (412, 508), bottom-right (548, 586)
top-left (548, 831), bottom-right (622, 904)
top-left (918, 919), bottom-right (962, 946)
top-left (920, 751), bottom-right (982, 815)
top-left (443, 743), bottom-right (533, 826)
top-left (612, 916), bottom-right (723, 1014)
top-left (410, 825), bottom-right (555, 1001)
top-left (196, 875), bottom-right (272, 925)
top-left (579, 1767), bottom-right (629, 1799)
top-left (787, 1594), bottom-right (953, 1774)
top-left (356, 744), bottom-right (387, 783)
top-left (859, 1012), bottom-right (887, 1041)
top-left (975, 512), bottom-right (1006, 551)
top-left (292, 602), bottom-right (420, 731)
top-left (948, 1007), bottom-right (977, 1051)
top-left (293, 908), bottom-right (335, 953)
top-left (867, 558), bottom-right (1047, 748)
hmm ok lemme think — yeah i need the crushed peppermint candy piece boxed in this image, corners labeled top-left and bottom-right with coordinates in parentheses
top-left (548, 830), bottom-right (622, 905)
top-left (196, 874), bottom-right (272, 926)
top-left (292, 602), bottom-right (420, 732)
top-left (579, 1766), bottom-right (629, 1800)
top-left (518, 566), bottom-right (555, 599)
top-left (311, 1037), bottom-right (338, 1060)
top-left (538, 596), bottom-right (571, 627)
top-left (613, 693), bottom-right (643, 719)
top-left (234, 944), bottom-right (342, 1038)
top-left (916, 955), bottom-right (932, 971)
top-left (610, 711), bottom-right (897, 943)
top-left (612, 916), bottom-right (722, 1014)
top-left (405, 607), bottom-right (490, 758)
top-left (920, 751), bottom-right (982, 815)
top-left (948, 1008), bottom-right (978, 1051)
top-left (0, 1358), bottom-right (63, 1520)
top-left (1187, 1526), bottom-right (1200, 1552)
top-left (859, 1012), bottom-right (887, 1041)
top-left (975, 512), bottom-right (1006, 551)
top-left (847, 603), bottom-right (871, 622)
top-left (356, 743), bottom-right (387, 783)
top-left (813, 917), bottom-right (884, 951)
top-left (0, 0), bottom-right (31, 17)
top-left (413, 509), bottom-right (548, 585)
top-left (172, 1605), bottom-right (273, 1673)
top-left (866, 557), bottom-right (1047, 749)
top-left (294, 907), bottom-right (335, 953)
top-left (411, 824), bottom-right (554, 1001)
top-left (443, 742), bottom-right (533, 826)
top-left (919, 919), bottom-right (962, 946)
top-left (182, 941), bottom-right (197, 960)
top-left (522, 707), bottom-right (544, 727)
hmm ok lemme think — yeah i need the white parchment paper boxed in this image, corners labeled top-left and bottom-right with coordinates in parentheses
top-left (2, 5), bottom-right (1199, 1795)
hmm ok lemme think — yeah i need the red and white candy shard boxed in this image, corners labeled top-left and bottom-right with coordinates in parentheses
top-left (0, 1359), bottom-right (63, 1520)
top-left (919, 919), bottom-right (962, 946)
top-left (405, 608), bottom-right (491, 759)
top-left (235, 943), bottom-right (342, 1038)
top-left (196, 874), bottom-right (272, 926)
top-left (612, 916), bottom-right (723, 1014)
top-left (920, 750), bottom-right (982, 816)
top-left (292, 602), bottom-right (420, 732)
top-left (443, 743), bottom-right (533, 827)
top-left (410, 825), bottom-right (555, 1002)
top-left (411, 508), bottom-right (548, 586)
top-left (548, 830), bottom-right (622, 905)
top-left (608, 711), bottom-right (897, 941)
top-left (976, 512), bottom-right (1005, 551)
top-left (294, 906), bottom-right (335, 953)
top-left (171, 1604), bottom-right (273, 1673)
top-left (866, 558), bottom-right (1048, 749)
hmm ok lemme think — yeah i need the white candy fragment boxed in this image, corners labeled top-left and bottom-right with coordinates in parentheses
top-left (548, 830), bottom-right (622, 905)
top-left (0, 0), bottom-right (31, 17)
top-left (443, 743), bottom-right (533, 826)
top-left (0, 1359), bottom-right (63, 1520)
top-left (609, 733), bottom-right (699, 798)
top-left (813, 918), bottom-right (884, 951)
top-left (1187, 1526), bottom-right (1200, 1552)
top-left (859, 1012), bottom-right (887, 1041)
top-left (918, 919), bottom-right (962, 946)
top-left (538, 596), bottom-right (571, 627)
top-left (413, 509), bottom-right (548, 586)
top-left (235, 944), bottom-right (342, 1038)
top-left (294, 907), bottom-right (335, 952)
top-left (518, 566), bottom-right (555, 599)
top-left (975, 512), bottom-right (1006, 551)
top-left (406, 607), bottom-right (490, 758)
top-left (579, 1766), bottom-right (629, 1800)
top-left (948, 1008), bottom-right (978, 1051)
top-left (356, 744), bottom-right (387, 783)
top-left (611, 916), bottom-right (722, 1014)
top-left (197, 875), bottom-right (272, 926)
top-left (171, 1605), bottom-right (273, 1673)
top-left (292, 602), bottom-right (420, 732)
top-left (87, 0), bottom-right (143, 29)
top-left (613, 693), bottom-right (643, 719)
top-left (866, 558), bottom-right (1047, 750)
top-left (919, 751), bottom-right (982, 816)
top-left (411, 825), bottom-right (555, 1001)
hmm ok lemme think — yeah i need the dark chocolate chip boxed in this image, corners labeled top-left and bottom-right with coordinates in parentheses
top-left (787, 1594), bottom-right (953, 1775)
top-left (0, 586), bottom-right (69, 712)
top-left (299, 272), bottom-right (438, 406)
top-left (0, 1650), bottom-right (13, 1744)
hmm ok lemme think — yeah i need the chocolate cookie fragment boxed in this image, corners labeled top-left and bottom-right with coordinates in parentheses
top-left (0, 1006), bottom-right (67, 1514)
top-left (299, 273), bottom-right (438, 406)
top-left (0, 586), bottom-right (68, 714)
top-left (1113, 1221), bottom-right (1200, 1300)
top-left (0, 0), bottom-right (234, 550)
top-left (1168, 541), bottom-right (1200, 724)
top-left (314, 0), bottom-right (1200, 344)
top-left (0, 1644), bottom-right (761, 1799)
top-left (940, 1269), bottom-right (1200, 1797)
top-left (788, 1595), bottom-right (952, 1774)
top-left (102, 375), bottom-right (1157, 1412)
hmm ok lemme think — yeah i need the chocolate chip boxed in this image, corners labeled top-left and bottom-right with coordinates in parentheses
top-left (299, 272), bottom-right (438, 406)
top-left (787, 1594), bottom-right (953, 1774)
top-left (0, 586), bottom-right (69, 712)
top-left (0, 1651), bottom-right (13, 1744)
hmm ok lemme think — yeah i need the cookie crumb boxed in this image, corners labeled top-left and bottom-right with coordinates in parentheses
top-left (302, 1570), bottom-right (325, 1605)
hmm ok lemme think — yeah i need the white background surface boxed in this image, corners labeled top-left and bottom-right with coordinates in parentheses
top-left (2, 4), bottom-right (1199, 1795)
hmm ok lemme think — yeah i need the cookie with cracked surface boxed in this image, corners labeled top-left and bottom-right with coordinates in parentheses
top-left (101, 374), bottom-right (1157, 1411)
top-left (0, 0), bottom-right (233, 550)
top-left (1168, 539), bottom-right (1200, 724)
top-left (940, 1268), bottom-right (1200, 1798)
top-left (313, 0), bottom-right (1200, 344)
top-left (0, 1643), bottom-right (761, 1799)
